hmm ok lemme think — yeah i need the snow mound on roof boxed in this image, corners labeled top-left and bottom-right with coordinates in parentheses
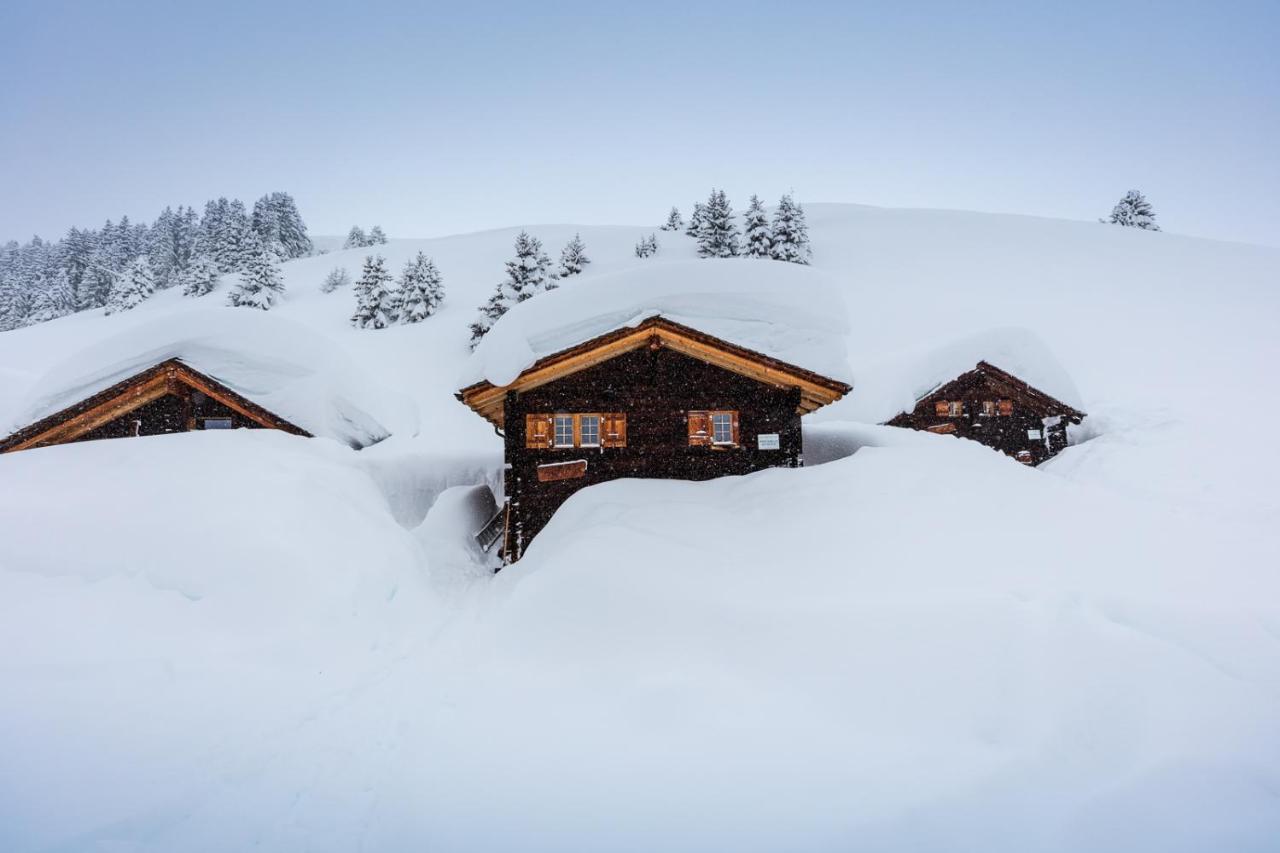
top-left (827, 327), bottom-right (1084, 424)
top-left (462, 259), bottom-right (852, 388)
top-left (10, 309), bottom-right (417, 448)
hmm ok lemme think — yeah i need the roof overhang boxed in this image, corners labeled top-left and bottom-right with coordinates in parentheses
top-left (457, 316), bottom-right (852, 429)
top-left (0, 358), bottom-right (311, 453)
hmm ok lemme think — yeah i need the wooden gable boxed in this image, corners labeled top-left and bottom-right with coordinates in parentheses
top-left (0, 358), bottom-right (311, 454)
top-left (457, 316), bottom-right (851, 429)
top-left (890, 361), bottom-right (1085, 425)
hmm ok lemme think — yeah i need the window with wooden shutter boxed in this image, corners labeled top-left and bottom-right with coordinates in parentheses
top-left (998, 399), bottom-right (1013, 416)
top-left (687, 410), bottom-right (712, 446)
top-left (934, 400), bottom-right (950, 417)
top-left (525, 414), bottom-right (553, 448)
top-left (602, 413), bottom-right (627, 447)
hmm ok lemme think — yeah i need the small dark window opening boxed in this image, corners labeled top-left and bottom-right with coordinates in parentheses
top-left (203, 418), bottom-right (234, 430)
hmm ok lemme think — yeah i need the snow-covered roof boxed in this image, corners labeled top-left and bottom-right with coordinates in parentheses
top-left (6, 309), bottom-right (417, 448)
top-left (461, 258), bottom-right (853, 388)
top-left (830, 327), bottom-right (1084, 424)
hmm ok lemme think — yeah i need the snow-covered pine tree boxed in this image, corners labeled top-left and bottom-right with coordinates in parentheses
top-left (697, 189), bottom-right (740, 258)
top-left (0, 273), bottom-right (32, 331)
top-left (397, 252), bottom-right (444, 324)
top-left (1103, 190), bottom-right (1161, 231)
top-left (320, 266), bottom-right (351, 293)
top-left (344, 226), bottom-right (368, 249)
top-left (28, 269), bottom-right (75, 322)
top-left (769, 193), bottom-right (811, 264)
top-left (270, 192), bottom-right (313, 257)
top-left (635, 234), bottom-right (659, 258)
top-left (661, 207), bottom-right (683, 231)
top-left (558, 233), bottom-right (590, 277)
top-left (743, 194), bottom-right (772, 259)
top-left (350, 254), bottom-right (399, 329)
top-left (251, 194), bottom-right (286, 257)
top-left (226, 233), bottom-right (285, 310)
top-left (685, 202), bottom-right (706, 237)
top-left (368, 225), bottom-right (388, 245)
top-left (180, 253), bottom-right (221, 297)
top-left (105, 256), bottom-right (155, 315)
top-left (469, 231), bottom-right (556, 346)
top-left (218, 199), bottom-right (253, 273)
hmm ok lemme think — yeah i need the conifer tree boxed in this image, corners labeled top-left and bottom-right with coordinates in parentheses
top-left (685, 202), bottom-right (706, 237)
top-left (368, 225), bottom-right (388, 245)
top-left (397, 252), bottom-right (444, 324)
top-left (769, 193), bottom-right (811, 264)
top-left (344, 226), bottom-right (368, 250)
top-left (350, 254), bottom-right (398, 329)
top-left (180, 253), bottom-right (222, 297)
top-left (634, 234), bottom-right (659, 258)
top-left (29, 269), bottom-right (75, 322)
top-left (470, 231), bottom-right (556, 346)
top-left (320, 266), bottom-right (351, 293)
top-left (105, 257), bottom-right (155, 315)
top-left (1103, 190), bottom-right (1161, 231)
top-left (558, 233), bottom-right (591, 277)
top-left (661, 207), bottom-right (683, 231)
top-left (743, 194), bottom-right (773, 259)
top-left (696, 189), bottom-right (740, 258)
top-left (226, 233), bottom-right (285, 310)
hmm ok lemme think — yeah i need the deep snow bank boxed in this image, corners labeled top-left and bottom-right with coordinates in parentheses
top-left (4, 310), bottom-right (417, 448)
top-left (463, 258), bottom-right (852, 387)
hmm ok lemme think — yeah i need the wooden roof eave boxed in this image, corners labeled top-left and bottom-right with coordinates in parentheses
top-left (457, 317), bottom-right (851, 429)
top-left (0, 358), bottom-right (312, 454)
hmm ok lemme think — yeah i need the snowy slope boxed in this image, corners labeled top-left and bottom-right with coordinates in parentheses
top-left (1, 204), bottom-right (1279, 851)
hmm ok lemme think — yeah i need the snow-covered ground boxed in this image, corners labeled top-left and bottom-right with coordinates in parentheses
top-left (1, 204), bottom-right (1278, 851)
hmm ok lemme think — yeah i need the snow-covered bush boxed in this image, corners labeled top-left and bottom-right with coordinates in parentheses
top-left (1103, 189), bottom-right (1161, 231)
top-left (558, 233), bottom-right (590, 278)
top-left (661, 207), bottom-right (683, 231)
top-left (634, 234), bottom-right (659, 258)
top-left (320, 266), bottom-right (351, 294)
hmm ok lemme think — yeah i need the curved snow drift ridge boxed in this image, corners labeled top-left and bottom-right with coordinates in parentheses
top-left (462, 258), bottom-right (853, 388)
top-left (8, 310), bottom-right (418, 448)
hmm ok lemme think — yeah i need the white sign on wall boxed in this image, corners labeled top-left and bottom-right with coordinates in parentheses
top-left (757, 433), bottom-right (780, 450)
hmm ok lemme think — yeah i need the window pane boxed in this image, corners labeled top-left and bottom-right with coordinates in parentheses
top-left (712, 412), bottom-right (733, 443)
top-left (554, 415), bottom-right (574, 447)
top-left (580, 415), bottom-right (600, 446)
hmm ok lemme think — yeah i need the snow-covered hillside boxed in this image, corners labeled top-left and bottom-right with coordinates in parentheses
top-left (2, 205), bottom-right (1278, 851)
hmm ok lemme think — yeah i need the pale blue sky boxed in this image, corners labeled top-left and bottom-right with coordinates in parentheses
top-left (2, 1), bottom-right (1277, 245)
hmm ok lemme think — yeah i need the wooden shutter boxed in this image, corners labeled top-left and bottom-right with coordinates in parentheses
top-left (525, 414), bottom-right (553, 448)
top-left (934, 400), bottom-right (950, 417)
top-left (602, 413), bottom-right (627, 448)
top-left (687, 411), bottom-right (711, 446)
top-left (998, 399), bottom-right (1013, 416)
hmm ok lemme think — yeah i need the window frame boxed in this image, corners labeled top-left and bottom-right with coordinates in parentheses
top-left (710, 412), bottom-right (735, 445)
top-left (553, 414), bottom-right (575, 448)
top-left (202, 417), bottom-right (234, 430)
top-left (688, 409), bottom-right (739, 447)
top-left (578, 414), bottom-right (601, 448)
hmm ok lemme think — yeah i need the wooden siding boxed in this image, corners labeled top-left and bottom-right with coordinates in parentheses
top-left (503, 346), bottom-right (804, 561)
top-left (885, 363), bottom-right (1085, 466)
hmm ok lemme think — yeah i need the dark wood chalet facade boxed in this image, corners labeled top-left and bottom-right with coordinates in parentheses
top-left (458, 316), bottom-right (851, 563)
top-left (884, 361), bottom-right (1085, 465)
top-left (0, 358), bottom-right (310, 454)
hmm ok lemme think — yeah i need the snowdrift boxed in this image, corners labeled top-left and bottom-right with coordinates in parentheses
top-left (2, 203), bottom-right (1280, 850)
top-left (4, 310), bottom-right (416, 448)
top-left (463, 258), bottom-right (852, 387)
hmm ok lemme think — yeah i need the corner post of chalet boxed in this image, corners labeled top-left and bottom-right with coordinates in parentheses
top-left (458, 316), bottom-right (851, 564)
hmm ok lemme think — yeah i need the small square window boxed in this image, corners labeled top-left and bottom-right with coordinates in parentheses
top-left (711, 412), bottom-right (734, 444)
top-left (982, 400), bottom-right (996, 416)
top-left (553, 415), bottom-right (574, 447)
top-left (1027, 429), bottom-right (1042, 440)
top-left (203, 418), bottom-right (233, 430)
top-left (579, 415), bottom-right (600, 447)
